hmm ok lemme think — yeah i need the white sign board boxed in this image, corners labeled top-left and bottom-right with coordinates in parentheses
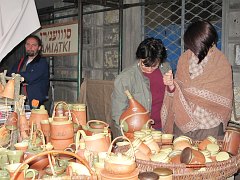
top-left (35, 22), bottom-right (78, 56)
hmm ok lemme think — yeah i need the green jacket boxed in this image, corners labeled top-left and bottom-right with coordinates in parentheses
top-left (111, 61), bottom-right (171, 135)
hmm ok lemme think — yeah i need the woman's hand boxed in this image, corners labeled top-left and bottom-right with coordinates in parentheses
top-left (163, 70), bottom-right (175, 91)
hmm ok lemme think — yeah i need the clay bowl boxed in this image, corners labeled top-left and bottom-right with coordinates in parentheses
top-left (24, 151), bottom-right (49, 170)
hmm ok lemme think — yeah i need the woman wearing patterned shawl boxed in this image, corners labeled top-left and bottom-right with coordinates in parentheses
top-left (162, 20), bottom-right (233, 140)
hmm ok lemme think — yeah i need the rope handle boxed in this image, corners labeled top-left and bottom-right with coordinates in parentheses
top-left (52, 101), bottom-right (72, 121)
top-left (107, 136), bottom-right (135, 161)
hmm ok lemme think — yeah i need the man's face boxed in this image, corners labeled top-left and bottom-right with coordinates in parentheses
top-left (25, 37), bottom-right (41, 57)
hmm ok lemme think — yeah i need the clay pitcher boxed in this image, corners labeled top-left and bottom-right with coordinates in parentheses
top-left (1, 79), bottom-right (15, 99)
top-left (119, 90), bottom-right (150, 133)
top-left (29, 105), bottom-right (49, 130)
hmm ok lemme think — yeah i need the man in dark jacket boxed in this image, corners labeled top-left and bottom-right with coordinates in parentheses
top-left (9, 35), bottom-right (49, 108)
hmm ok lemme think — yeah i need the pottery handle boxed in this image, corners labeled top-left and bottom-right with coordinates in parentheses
top-left (87, 120), bottom-right (109, 129)
top-left (75, 130), bottom-right (86, 153)
top-left (36, 129), bottom-right (46, 150)
top-left (70, 112), bottom-right (79, 125)
top-left (107, 136), bottom-right (135, 161)
top-left (52, 101), bottom-right (72, 120)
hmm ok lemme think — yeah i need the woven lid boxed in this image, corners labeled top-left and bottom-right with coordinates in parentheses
top-left (153, 167), bottom-right (173, 176)
top-left (138, 172), bottom-right (159, 180)
top-left (216, 151), bottom-right (230, 161)
top-left (206, 143), bottom-right (219, 152)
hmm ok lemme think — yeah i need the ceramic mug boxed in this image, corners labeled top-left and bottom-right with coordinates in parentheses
top-left (7, 150), bottom-right (23, 164)
top-left (14, 142), bottom-right (29, 152)
top-left (6, 163), bottom-right (35, 180)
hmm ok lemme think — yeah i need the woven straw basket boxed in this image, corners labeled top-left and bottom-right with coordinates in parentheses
top-left (117, 140), bottom-right (240, 180)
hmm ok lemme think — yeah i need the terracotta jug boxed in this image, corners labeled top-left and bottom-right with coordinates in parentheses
top-left (29, 105), bottom-right (49, 130)
top-left (76, 130), bottom-right (110, 153)
top-left (119, 90), bottom-right (150, 133)
top-left (0, 79), bottom-right (15, 99)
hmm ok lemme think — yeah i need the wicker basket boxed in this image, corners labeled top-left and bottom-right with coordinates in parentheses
top-left (116, 140), bottom-right (240, 180)
top-left (10, 150), bottom-right (97, 180)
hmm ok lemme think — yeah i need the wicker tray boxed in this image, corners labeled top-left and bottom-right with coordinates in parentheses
top-left (116, 141), bottom-right (240, 180)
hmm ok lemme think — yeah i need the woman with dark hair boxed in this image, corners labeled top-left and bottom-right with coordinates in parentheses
top-left (112, 37), bottom-right (171, 136)
top-left (162, 20), bottom-right (233, 140)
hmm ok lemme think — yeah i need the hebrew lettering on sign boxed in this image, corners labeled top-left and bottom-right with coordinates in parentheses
top-left (35, 22), bottom-right (78, 56)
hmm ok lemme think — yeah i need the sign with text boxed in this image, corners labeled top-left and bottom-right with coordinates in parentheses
top-left (35, 22), bottom-right (78, 56)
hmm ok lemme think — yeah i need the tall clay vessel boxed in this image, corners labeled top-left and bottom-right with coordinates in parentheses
top-left (119, 90), bottom-right (151, 133)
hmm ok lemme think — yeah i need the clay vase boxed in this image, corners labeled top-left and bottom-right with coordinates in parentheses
top-left (19, 114), bottom-right (29, 132)
top-left (29, 105), bottom-right (49, 130)
top-left (119, 90), bottom-right (150, 133)
top-left (1, 79), bottom-right (15, 99)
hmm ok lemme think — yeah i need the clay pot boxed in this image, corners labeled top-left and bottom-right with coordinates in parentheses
top-left (142, 135), bottom-right (160, 154)
top-left (52, 114), bottom-right (68, 122)
top-left (131, 138), bottom-right (151, 156)
top-left (76, 130), bottom-right (110, 153)
top-left (119, 90), bottom-right (151, 133)
top-left (138, 172), bottom-right (159, 180)
top-left (29, 105), bottom-right (49, 130)
top-left (173, 136), bottom-right (192, 151)
top-left (180, 147), bottom-right (205, 169)
top-left (222, 126), bottom-right (240, 156)
top-left (161, 134), bottom-right (174, 144)
top-left (24, 148), bottom-right (49, 170)
top-left (134, 149), bottom-right (151, 161)
top-left (83, 120), bottom-right (110, 134)
top-left (50, 138), bottom-right (74, 150)
top-left (100, 168), bottom-right (139, 180)
top-left (198, 136), bottom-right (217, 151)
top-left (104, 136), bottom-right (136, 175)
top-left (153, 168), bottom-right (173, 180)
top-left (50, 120), bottom-right (74, 140)
top-left (71, 104), bottom-right (87, 126)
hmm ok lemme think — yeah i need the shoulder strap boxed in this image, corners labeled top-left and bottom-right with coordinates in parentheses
top-left (17, 57), bottom-right (25, 73)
